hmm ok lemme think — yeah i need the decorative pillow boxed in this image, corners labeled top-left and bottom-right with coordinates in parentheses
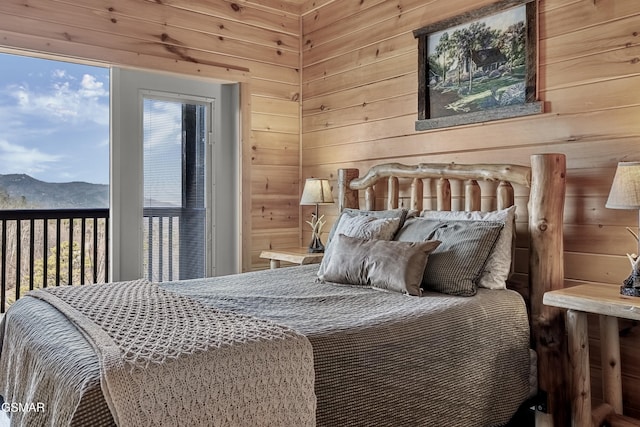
top-left (396, 218), bottom-right (504, 296)
top-left (319, 234), bottom-right (441, 296)
top-left (420, 206), bottom-right (516, 289)
top-left (318, 214), bottom-right (402, 278)
top-left (326, 208), bottom-right (408, 249)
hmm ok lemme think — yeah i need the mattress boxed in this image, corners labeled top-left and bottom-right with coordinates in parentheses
top-left (0, 264), bottom-right (533, 426)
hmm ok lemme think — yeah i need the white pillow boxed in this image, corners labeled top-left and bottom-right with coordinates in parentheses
top-left (420, 205), bottom-right (516, 289)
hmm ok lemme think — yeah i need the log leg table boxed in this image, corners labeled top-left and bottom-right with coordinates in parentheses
top-left (259, 247), bottom-right (323, 269)
top-left (544, 284), bottom-right (640, 427)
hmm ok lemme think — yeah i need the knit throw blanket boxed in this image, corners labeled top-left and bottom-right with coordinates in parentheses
top-left (27, 280), bottom-right (316, 427)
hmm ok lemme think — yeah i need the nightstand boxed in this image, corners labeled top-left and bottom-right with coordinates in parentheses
top-left (544, 284), bottom-right (640, 427)
top-left (259, 247), bottom-right (324, 269)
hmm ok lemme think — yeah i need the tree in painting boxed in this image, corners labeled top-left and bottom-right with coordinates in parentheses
top-left (427, 6), bottom-right (526, 118)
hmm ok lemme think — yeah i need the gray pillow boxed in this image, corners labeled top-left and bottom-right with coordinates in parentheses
top-left (420, 206), bottom-right (516, 290)
top-left (396, 218), bottom-right (504, 296)
top-left (319, 234), bottom-right (441, 296)
top-left (318, 214), bottom-right (402, 278)
top-left (326, 208), bottom-right (408, 249)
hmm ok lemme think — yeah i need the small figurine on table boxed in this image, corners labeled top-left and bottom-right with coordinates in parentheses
top-left (621, 228), bottom-right (640, 296)
top-left (306, 213), bottom-right (326, 253)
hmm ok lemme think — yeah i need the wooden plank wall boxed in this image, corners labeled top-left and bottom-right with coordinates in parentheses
top-left (0, 0), bottom-right (302, 272)
top-left (300, 0), bottom-right (640, 418)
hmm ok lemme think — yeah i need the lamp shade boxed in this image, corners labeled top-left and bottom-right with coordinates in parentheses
top-left (606, 162), bottom-right (640, 209)
top-left (300, 178), bottom-right (334, 205)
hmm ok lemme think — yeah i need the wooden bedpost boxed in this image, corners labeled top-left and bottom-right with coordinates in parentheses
top-left (338, 168), bottom-right (359, 211)
top-left (529, 153), bottom-right (569, 427)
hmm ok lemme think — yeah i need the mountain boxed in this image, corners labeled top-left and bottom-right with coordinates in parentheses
top-left (0, 174), bottom-right (108, 209)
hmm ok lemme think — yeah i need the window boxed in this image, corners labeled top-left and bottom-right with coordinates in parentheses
top-left (0, 53), bottom-right (239, 303)
top-left (0, 53), bottom-right (110, 299)
top-left (0, 53), bottom-right (109, 206)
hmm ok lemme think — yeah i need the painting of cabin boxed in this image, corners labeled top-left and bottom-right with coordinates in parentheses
top-left (426, 5), bottom-right (526, 118)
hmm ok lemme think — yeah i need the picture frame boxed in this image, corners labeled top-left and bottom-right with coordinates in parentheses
top-left (413, 0), bottom-right (542, 131)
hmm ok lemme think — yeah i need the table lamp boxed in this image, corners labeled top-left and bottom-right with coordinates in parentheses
top-left (606, 161), bottom-right (640, 296)
top-left (300, 178), bottom-right (334, 253)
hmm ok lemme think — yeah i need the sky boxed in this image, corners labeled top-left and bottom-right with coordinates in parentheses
top-left (0, 53), bottom-right (110, 184)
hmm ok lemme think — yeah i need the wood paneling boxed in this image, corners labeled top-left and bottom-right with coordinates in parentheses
top-left (540, 13), bottom-right (640, 66)
top-left (251, 131), bottom-right (300, 166)
top-left (302, 74), bottom-right (416, 114)
top-left (301, 0), bottom-right (640, 417)
top-left (303, 51), bottom-right (416, 98)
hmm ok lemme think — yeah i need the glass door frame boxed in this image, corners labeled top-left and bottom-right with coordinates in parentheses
top-left (141, 90), bottom-right (215, 281)
top-left (111, 68), bottom-right (233, 282)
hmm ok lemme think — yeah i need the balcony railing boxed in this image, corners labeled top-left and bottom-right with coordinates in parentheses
top-left (144, 206), bottom-right (180, 283)
top-left (0, 207), bottom-right (195, 313)
top-left (143, 206), bottom-right (205, 282)
top-left (0, 208), bottom-right (109, 313)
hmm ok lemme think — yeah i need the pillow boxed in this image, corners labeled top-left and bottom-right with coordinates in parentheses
top-left (420, 206), bottom-right (516, 289)
top-left (326, 208), bottom-right (408, 249)
top-left (318, 214), bottom-right (402, 278)
top-left (396, 218), bottom-right (503, 296)
top-left (318, 234), bottom-right (441, 296)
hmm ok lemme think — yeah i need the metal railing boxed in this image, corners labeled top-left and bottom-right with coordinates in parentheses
top-left (143, 207), bottom-right (205, 282)
top-left (0, 208), bottom-right (109, 312)
top-left (144, 207), bottom-right (180, 283)
top-left (0, 207), bottom-right (197, 312)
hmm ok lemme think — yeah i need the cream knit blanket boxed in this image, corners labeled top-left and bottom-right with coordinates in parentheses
top-left (27, 280), bottom-right (316, 427)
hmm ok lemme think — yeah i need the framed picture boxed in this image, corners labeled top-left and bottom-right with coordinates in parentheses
top-left (413, 0), bottom-right (542, 131)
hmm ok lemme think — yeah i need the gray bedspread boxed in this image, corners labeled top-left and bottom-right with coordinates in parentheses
top-left (0, 265), bottom-right (532, 426)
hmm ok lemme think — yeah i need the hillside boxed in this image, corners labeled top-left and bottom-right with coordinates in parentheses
top-left (0, 174), bottom-right (108, 209)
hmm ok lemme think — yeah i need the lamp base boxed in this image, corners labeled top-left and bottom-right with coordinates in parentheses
top-left (620, 286), bottom-right (640, 297)
top-left (308, 235), bottom-right (325, 253)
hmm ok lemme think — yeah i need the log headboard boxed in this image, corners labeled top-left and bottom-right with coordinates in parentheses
top-left (336, 153), bottom-right (569, 426)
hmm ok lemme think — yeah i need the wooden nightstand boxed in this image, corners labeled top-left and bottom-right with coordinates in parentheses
top-left (544, 284), bottom-right (640, 427)
top-left (259, 247), bottom-right (324, 269)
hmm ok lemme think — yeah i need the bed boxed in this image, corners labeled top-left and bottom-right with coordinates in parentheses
top-left (0, 153), bottom-right (569, 426)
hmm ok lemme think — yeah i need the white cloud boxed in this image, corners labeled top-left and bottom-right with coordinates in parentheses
top-left (52, 69), bottom-right (69, 79)
top-left (80, 74), bottom-right (107, 97)
top-left (0, 139), bottom-right (63, 175)
top-left (7, 72), bottom-right (109, 126)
